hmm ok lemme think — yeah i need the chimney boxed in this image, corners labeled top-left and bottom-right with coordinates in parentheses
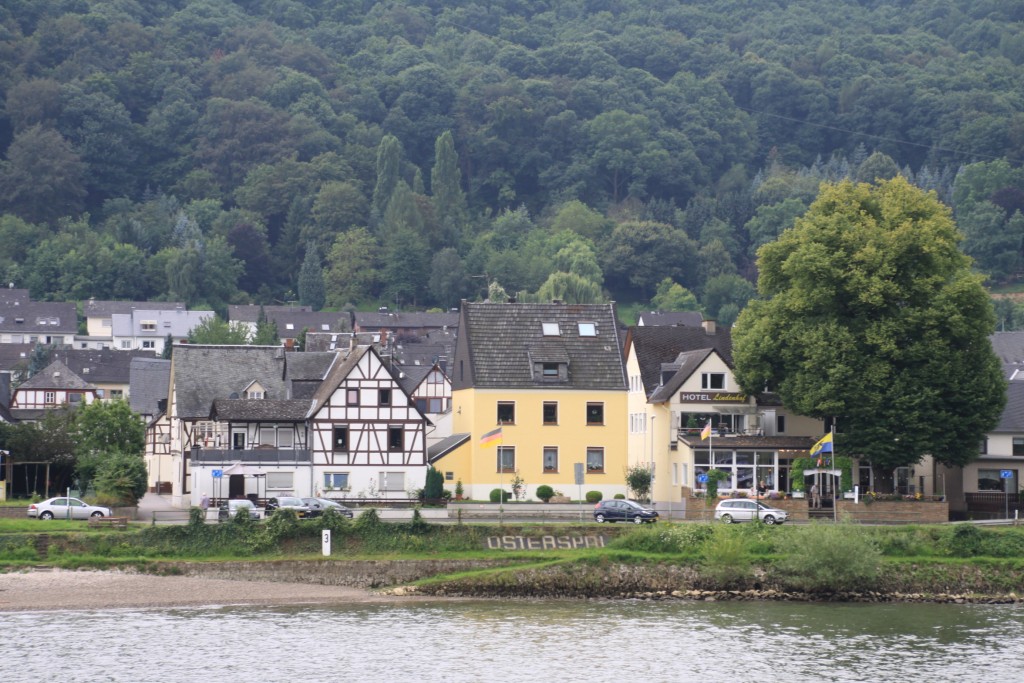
top-left (702, 319), bottom-right (717, 335)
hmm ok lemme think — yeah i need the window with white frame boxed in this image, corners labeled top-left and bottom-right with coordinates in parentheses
top-left (586, 447), bottom-right (605, 473)
top-left (578, 322), bottom-right (596, 336)
top-left (142, 340), bottom-right (155, 349)
top-left (497, 446), bottom-right (515, 473)
top-left (541, 322), bottom-right (560, 336)
top-left (701, 372), bottom-right (726, 390)
top-left (141, 320), bottom-right (157, 332)
top-left (266, 472), bottom-right (293, 489)
top-left (543, 447), bottom-right (558, 473)
top-left (246, 390), bottom-right (264, 399)
top-left (259, 427), bottom-right (276, 446)
top-left (120, 340), bottom-right (132, 349)
top-left (388, 426), bottom-right (403, 451)
top-left (44, 391), bottom-right (56, 404)
top-left (324, 472), bottom-right (349, 491)
top-left (277, 429), bottom-right (294, 448)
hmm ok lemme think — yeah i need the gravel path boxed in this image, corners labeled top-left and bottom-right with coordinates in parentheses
top-left (0, 569), bottom-right (408, 612)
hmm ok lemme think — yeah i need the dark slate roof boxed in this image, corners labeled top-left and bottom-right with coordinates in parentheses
top-left (0, 301), bottom-right (77, 334)
top-left (0, 289), bottom-right (30, 306)
top-left (680, 434), bottom-right (816, 450)
top-left (272, 311), bottom-right (350, 336)
top-left (211, 398), bottom-right (312, 421)
top-left (354, 310), bottom-right (458, 331)
top-left (18, 360), bottom-right (95, 390)
top-left (129, 357), bottom-right (170, 417)
top-left (453, 302), bottom-right (626, 390)
top-left (53, 349), bottom-right (154, 385)
top-left (396, 364), bottom-right (432, 395)
top-left (992, 380), bottom-right (1024, 433)
top-left (989, 332), bottom-right (1024, 365)
top-left (285, 351), bottom-right (337, 381)
top-left (428, 433), bottom-right (471, 463)
top-left (0, 343), bottom-right (35, 376)
top-left (648, 348), bottom-right (718, 403)
top-left (227, 304), bottom-right (312, 323)
top-left (636, 311), bottom-right (704, 327)
top-left (172, 345), bottom-right (288, 418)
top-left (83, 300), bottom-right (185, 316)
top-left (303, 332), bottom-right (379, 352)
top-left (626, 325), bottom-right (734, 397)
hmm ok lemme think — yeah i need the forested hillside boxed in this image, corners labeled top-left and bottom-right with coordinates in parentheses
top-left (1, 0), bottom-right (1023, 324)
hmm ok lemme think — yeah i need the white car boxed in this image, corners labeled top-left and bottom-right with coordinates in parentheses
top-left (28, 497), bottom-right (112, 520)
top-left (714, 498), bottom-right (788, 525)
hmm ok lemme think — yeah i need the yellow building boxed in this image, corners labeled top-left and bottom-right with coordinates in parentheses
top-left (441, 301), bottom-right (628, 500)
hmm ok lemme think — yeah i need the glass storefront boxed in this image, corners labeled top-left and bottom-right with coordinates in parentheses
top-left (694, 449), bottom-right (792, 492)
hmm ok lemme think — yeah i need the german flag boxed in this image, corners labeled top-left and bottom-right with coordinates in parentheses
top-left (480, 426), bottom-right (503, 448)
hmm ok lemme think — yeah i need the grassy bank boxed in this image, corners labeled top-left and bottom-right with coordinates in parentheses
top-left (3, 510), bottom-right (1022, 601)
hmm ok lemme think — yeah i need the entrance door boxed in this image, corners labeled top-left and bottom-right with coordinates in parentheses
top-left (229, 474), bottom-right (246, 499)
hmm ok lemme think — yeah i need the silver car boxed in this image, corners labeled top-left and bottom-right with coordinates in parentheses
top-left (218, 499), bottom-right (261, 521)
top-left (28, 497), bottom-right (112, 520)
top-left (714, 498), bottom-right (788, 525)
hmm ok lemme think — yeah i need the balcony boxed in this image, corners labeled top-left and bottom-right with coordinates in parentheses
top-left (189, 447), bottom-right (312, 465)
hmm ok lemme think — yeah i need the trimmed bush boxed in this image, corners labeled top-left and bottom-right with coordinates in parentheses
top-left (613, 493), bottom-right (626, 499)
top-left (535, 485), bottom-right (555, 502)
top-left (489, 488), bottom-right (511, 503)
top-left (585, 490), bottom-right (602, 503)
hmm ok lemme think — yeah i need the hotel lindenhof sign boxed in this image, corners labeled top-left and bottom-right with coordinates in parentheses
top-left (677, 391), bottom-right (748, 403)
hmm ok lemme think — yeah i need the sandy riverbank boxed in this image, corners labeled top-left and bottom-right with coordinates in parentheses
top-left (0, 569), bottom-right (415, 612)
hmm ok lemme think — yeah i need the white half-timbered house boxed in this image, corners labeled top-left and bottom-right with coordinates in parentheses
top-left (398, 362), bottom-right (453, 449)
top-left (307, 345), bottom-right (430, 500)
top-left (9, 360), bottom-right (97, 421)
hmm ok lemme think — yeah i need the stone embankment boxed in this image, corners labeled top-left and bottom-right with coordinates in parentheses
top-left (153, 559), bottom-right (1023, 605)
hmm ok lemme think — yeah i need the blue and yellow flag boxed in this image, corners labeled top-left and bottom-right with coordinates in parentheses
top-left (810, 432), bottom-right (833, 457)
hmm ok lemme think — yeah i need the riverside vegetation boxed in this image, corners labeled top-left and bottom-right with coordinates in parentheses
top-left (2, 509), bottom-right (1022, 603)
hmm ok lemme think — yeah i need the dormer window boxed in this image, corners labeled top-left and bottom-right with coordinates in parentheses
top-left (141, 320), bottom-right (157, 332)
top-left (542, 363), bottom-right (559, 377)
top-left (246, 390), bottom-right (264, 399)
top-left (286, 323), bottom-right (295, 330)
top-left (542, 322), bottom-right (560, 336)
top-left (578, 322), bottom-right (596, 336)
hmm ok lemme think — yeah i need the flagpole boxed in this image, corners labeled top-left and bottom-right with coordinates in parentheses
top-left (832, 422), bottom-right (837, 523)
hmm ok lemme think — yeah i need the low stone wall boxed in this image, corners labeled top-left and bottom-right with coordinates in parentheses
top-left (158, 559), bottom-right (516, 589)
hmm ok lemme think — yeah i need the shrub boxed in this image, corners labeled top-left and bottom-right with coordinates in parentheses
top-left (264, 508), bottom-right (300, 540)
top-left (625, 464), bottom-right (653, 502)
top-left (585, 490), bottom-right (603, 503)
top-left (701, 529), bottom-right (752, 588)
top-left (93, 451), bottom-right (149, 505)
top-left (945, 524), bottom-right (983, 557)
top-left (535, 484), bottom-right (555, 502)
top-left (610, 523), bottom-right (714, 554)
top-left (774, 523), bottom-right (881, 593)
top-left (613, 493), bottom-right (626, 499)
top-left (355, 507), bottom-right (382, 531)
top-left (423, 466), bottom-right (444, 500)
top-left (489, 488), bottom-right (511, 503)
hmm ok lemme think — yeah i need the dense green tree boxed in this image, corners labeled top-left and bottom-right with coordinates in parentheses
top-left (298, 242), bottom-right (326, 310)
top-left (74, 399), bottom-right (146, 496)
top-left (93, 450), bottom-right (149, 506)
top-left (733, 178), bottom-right (1006, 472)
top-left (430, 130), bottom-right (469, 245)
top-left (187, 317), bottom-right (251, 345)
top-left (325, 227), bottom-right (379, 306)
top-left (702, 274), bottom-right (756, 323)
top-left (371, 134), bottom-right (402, 225)
top-left (530, 271), bottom-right (604, 304)
top-left (651, 278), bottom-right (699, 311)
top-left (0, 125), bottom-right (87, 224)
top-left (601, 221), bottom-right (699, 298)
top-left (428, 247), bottom-right (468, 309)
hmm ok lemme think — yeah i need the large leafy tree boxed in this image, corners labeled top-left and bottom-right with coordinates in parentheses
top-left (733, 177), bottom-right (1006, 471)
top-left (74, 399), bottom-right (146, 495)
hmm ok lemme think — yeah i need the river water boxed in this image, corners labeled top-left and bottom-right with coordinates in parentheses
top-left (3, 599), bottom-right (1021, 682)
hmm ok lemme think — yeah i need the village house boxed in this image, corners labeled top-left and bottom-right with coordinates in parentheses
top-left (625, 323), bottom-right (824, 512)
top-left (153, 343), bottom-right (429, 508)
top-left (8, 359), bottom-right (98, 421)
top-left (79, 300), bottom-right (186, 349)
top-left (111, 307), bottom-right (213, 354)
top-left (442, 301), bottom-right (629, 500)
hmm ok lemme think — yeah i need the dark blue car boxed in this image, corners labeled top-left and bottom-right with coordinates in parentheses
top-left (593, 499), bottom-right (659, 524)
